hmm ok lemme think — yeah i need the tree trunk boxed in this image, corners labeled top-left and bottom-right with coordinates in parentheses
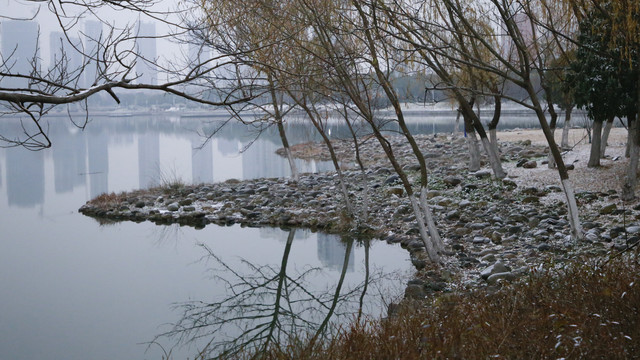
top-left (622, 117), bottom-right (639, 201)
top-left (420, 189), bottom-right (445, 253)
top-left (561, 107), bottom-right (573, 150)
top-left (489, 128), bottom-right (499, 158)
top-left (588, 120), bottom-right (603, 167)
top-left (454, 108), bottom-right (462, 134)
top-left (488, 93), bottom-right (501, 157)
top-left (600, 116), bottom-right (614, 158)
top-left (277, 121), bottom-right (299, 182)
top-left (268, 73), bottom-right (298, 181)
top-left (466, 118), bottom-right (481, 172)
top-left (548, 127), bottom-right (557, 169)
top-left (344, 108), bottom-right (369, 222)
top-left (561, 179), bottom-right (582, 242)
top-left (290, 96), bottom-right (355, 218)
top-left (546, 101), bottom-right (559, 169)
top-left (627, 118), bottom-right (632, 158)
top-left (459, 98), bottom-right (506, 178)
top-left (530, 94), bottom-right (583, 240)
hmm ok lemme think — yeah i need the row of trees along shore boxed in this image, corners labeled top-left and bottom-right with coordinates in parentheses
top-left (1, 0), bottom-right (639, 262)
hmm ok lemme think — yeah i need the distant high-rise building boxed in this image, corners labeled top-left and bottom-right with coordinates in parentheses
top-left (500, 12), bottom-right (535, 63)
top-left (49, 31), bottom-right (82, 85)
top-left (136, 22), bottom-right (157, 85)
top-left (82, 20), bottom-right (102, 88)
top-left (0, 20), bottom-right (39, 89)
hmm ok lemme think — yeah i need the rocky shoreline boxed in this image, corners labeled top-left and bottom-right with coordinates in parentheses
top-left (79, 132), bottom-right (640, 302)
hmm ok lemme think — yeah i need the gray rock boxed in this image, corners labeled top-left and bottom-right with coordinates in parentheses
top-left (487, 272), bottom-right (516, 285)
top-left (626, 226), bottom-right (640, 234)
top-left (385, 175), bottom-right (401, 185)
top-left (167, 202), bottom-right (180, 211)
top-left (522, 160), bottom-right (538, 169)
top-left (443, 176), bottom-right (463, 186)
top-left (480, 253), bottom-right (496, 263)
top-left (404, 284), bottom-right (427, 300)
top-left (537, 243), bottom-right (552, 251)
top-left (481, 261), bottom-right (511, 280)
top-left (473, 236), bottom-right (490, 244)
top-left (599, 204), bottom-right (617, 215)
top-left (473, 170), bottom-right (492, 178)
top-left (179, 198), bottom-right (193, 206)
top-left (446, 210), bottom-right (460, 220)
top-left (585, 232), bottom-right (599, 242)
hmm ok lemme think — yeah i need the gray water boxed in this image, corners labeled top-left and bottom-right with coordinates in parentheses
top-left (0, 111), bottom-right (548, 359)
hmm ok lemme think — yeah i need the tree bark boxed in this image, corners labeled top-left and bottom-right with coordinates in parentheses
top-left (488, 93), bottom-right (501, 158)
top-left (268, 73), bottom-right (298, 181)
top-left (531, 93), bottom-right (583, 240)
top-left (561, 107), bottom-right (573, 150)
top-left (627, 118), bottom-right (632, 158)
top-left (344, 109), bottom-right (369, 222)
top-left (465, 117), bottom-right (481, 172)
top-left (588, 120), bottom-right (603, 167)
top-left (420, 190), bottom-right (445, 253)
top-left (489, 128), bottom-right (499, 157)
top-left (548, 127), bottom-right (557, 169)
top-left (459, 97), bottom-right (506, 178)
top-left (546, 101), bottom-right (559, 169)
top-left (454, 108), bottom-right (462, 134)
top-left (622, 117), bottom-right (639, 201)
top-left (600, 116), bottom-right (614, 158)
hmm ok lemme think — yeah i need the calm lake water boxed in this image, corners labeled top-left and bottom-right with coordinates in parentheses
top-left (0, 110), bottom-right (547, 359)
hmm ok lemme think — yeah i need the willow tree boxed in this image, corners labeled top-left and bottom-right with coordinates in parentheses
top-left (375, 0), bottom-right (507, 179)
top-left (198, 0), bottom-right (301, 180)
top-left (377, 0), bottom-right (583, 239)
top-left (292, 0), bottom-right (444, 262)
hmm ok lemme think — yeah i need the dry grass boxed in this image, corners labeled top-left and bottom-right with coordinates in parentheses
top-left (89, 192), bottom-right (124, 207)
top-left (231, 256), bottom-right (640, 360)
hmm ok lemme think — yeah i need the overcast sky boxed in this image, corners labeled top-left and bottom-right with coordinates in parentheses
top-left (2, 0), bottom-right (187, 70)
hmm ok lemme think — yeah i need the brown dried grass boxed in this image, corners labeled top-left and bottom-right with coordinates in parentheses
top-left (235, 256), bottom-right (640, 360)
top-left (89, 192), bottom-right (124, 207)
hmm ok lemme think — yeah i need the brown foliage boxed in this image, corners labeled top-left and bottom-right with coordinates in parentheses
top-left (232, 257), bottom-right (640, 360)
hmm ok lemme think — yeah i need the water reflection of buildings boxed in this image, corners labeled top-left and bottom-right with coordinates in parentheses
top-left (87, 132), bottom-right (109, 198)
top-left (6, 149), bottom-right (44, 207)
top-left (191, 138), bottom-right (213, 184)
top-left (242, 138), bottom-right (289, 180)
top-left (317, 233), bottom-right (354, 272)
top-left (258, 227), bottom-right (311, 241)
top-left (138, 132), bottom-right (160, 188)
top-left (53, 132), bottom-right (87, 194)
top-left (217, 137), bottom-right (240, 156)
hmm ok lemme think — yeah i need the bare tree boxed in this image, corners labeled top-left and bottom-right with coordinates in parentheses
top-left (157, 231), bottom-right (381, 359)
top-left (0, 0), bottom-right (252, 150)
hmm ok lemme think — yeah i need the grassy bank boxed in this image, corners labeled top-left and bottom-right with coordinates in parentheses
top-left (229, 254), bottom-right (639, 359)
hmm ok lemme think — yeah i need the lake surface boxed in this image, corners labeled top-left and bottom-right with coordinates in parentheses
top-left (0, 110), bottom-right (549, 359)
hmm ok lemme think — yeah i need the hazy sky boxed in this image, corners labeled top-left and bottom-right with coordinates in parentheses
top-left (1, 0), bottom-right (186, 70)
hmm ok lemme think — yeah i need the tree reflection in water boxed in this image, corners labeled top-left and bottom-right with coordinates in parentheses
top-left (155, 229), bottom-right (392, 359)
